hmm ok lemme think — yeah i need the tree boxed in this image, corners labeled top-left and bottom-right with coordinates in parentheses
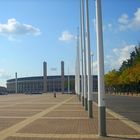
top-left (105, 43), bottom-right (140, 94)
top-left (105, 70), bottom-right (120, 93)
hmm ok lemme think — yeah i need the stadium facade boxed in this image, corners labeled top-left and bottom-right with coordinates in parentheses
top-left (6, 61), bottom-right (98, 93)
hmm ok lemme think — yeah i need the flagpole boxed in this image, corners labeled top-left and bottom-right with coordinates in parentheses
top-left (85, 0), bottom-right (93, 118)
top-left (80, 0), bottom-right (84, 106)
top-left (81, 0), bottom-right (88, 111)
top-left (95, 0), bottom-right (106, 136)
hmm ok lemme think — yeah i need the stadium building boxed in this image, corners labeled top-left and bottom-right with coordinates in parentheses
top-left (6, 61), bottom-right (98, 93)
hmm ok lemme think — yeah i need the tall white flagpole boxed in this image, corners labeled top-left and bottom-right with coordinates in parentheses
top-left (96, 0), bottom-right (106, 136)
top-left (77, 28), bottom-right (81, 100)
top-left (85, 0), bottom-right (93, 118)
top-left (81, 0), bottom-right (88, 111)
top-left (75, 53), bottom-right (78, 95)
top-left (80, 0), bottom-right (84, 106)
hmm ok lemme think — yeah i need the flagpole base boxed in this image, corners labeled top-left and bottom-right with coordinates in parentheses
top-left (84, 97), bottom-right (88, 111)
top-left (88, 100), bottom-right (93, 118)
top-left (98, 106), bottom-right (106, 136)
top-left (82, 96), bottom-right (84, 106)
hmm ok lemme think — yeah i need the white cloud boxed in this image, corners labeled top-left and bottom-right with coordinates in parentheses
top-left (118, 14), bottom-right (129, 24)
top-left (59, 31), bottom-right (75, 42)
top-left (113, 45), bottom-right (133, 65)
top-left (118, 8), bottom-right (140, 31)
top-left (0, 68), bottom-right (12, 87)
top-left (0, 18), bottom-right (41, 40)
top-left (105, 44), bottom-right (135, 71)
top-left (85, 45), bottom-right (134, 74)
top-left (0, 69), bottom-right (10, 79)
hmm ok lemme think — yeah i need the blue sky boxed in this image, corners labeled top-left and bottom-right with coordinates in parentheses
top-left (0, 0), bottom-right (140, 87)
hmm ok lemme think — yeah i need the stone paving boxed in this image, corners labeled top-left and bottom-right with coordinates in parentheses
top-left (0, 94), bottom-right (139, 140)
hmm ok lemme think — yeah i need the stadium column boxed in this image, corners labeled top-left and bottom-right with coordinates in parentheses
top-left (43, 61), bottom-right (47, 93)
top-left (15, 72), bottom-right (18, 93)
top-left (85, 0), bottom-right (93, 118)
top-left (61, 61), bottom-right (65, 94)
top-left (81, 0), bottom-right (88, 111)
top-left (95, 0), bottom-right (106, 136)
top-left (80, 0), bottom-right (84, 106)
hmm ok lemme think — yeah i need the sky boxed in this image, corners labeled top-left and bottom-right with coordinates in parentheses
top-left (0, 0), bottom-right (140, 87)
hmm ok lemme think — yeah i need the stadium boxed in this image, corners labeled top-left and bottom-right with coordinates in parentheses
top-left (6, 61), bottom-right (98, 94)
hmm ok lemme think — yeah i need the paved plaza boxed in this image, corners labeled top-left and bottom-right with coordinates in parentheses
top-left (0, 94), bottom-right (139, 140)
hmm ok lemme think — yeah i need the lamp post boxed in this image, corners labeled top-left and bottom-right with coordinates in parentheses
top-left (75, 58), bottom-right (78, 95)
top-left (68, 67), bottom-right (70, 93)
top-left (77, 28), bottom-right (81, 101)
top-left (95, 0), bottom-right (106, 136)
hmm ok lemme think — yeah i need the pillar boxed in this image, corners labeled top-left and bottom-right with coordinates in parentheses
top-left (43, 61), bottom-right (47, 93)
top-left (61, 61), bottom-right (65, 93)
top-left (15, 72), bottom-right (18, 93)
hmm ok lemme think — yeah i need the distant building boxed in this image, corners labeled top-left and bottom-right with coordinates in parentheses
top-left (0, 86), bottom-right (7, 94)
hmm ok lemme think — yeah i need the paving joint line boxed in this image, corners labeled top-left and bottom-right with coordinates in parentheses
top-left (0, 103), bottom-right (19, 108)
top-left (0, 116), bottom-right (28, 119)
top-left (0, 109), bottom-right (43, 111)
top-left (11, 133), bottom-right (98, 138)
top-left (41, 117), bottom-right (88, 119)
top-left (11, 133), bottom-right (140, 139)
top-left (108, 134), bottom-right (140, 139)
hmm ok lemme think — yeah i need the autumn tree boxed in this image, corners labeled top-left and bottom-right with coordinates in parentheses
top-left (105, 43), bottom-right (140, 95)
